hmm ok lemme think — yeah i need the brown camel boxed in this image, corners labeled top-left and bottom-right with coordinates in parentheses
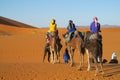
top-left (43, 43), bottom-right (51, 63)
top-left (45, 30), bottom-right (62, 64)
top-left (63, 31), bottom-right (85, 68)
top-left (49, 35), bottom-right (57, 64)
top-left (84, 31), bottom-right (104, 76)
top-left (43, 37), bottom-right (62, 63)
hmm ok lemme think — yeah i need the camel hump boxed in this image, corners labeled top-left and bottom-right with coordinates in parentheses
top-left (64, 30), bottom-right (85, 43)
top-left (89, 33), bottom-right (98, 40)
top-left (85, 31), bottom-right (98, 41)
top-left (74, 30), bottom-right (78, 35)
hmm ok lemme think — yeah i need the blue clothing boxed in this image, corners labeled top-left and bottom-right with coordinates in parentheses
top-left (90, 22), bottom-right (100, 34)
top-left (63, 52), bottom-right (70, 63)
top-left (67, 24), bottom-right (76, 33)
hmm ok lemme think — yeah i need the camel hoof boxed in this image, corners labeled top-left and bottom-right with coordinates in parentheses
top-left (78, 68), bottom-right (82, 71)
top-left (50, 60), bottom-right (53, 63)
top-left (57, 60), bottom-right (60, 63)
top-left (70, 63), bottom-right (74, 67)
top-left (87, 66), bottom-right (90, 71)
top-left (101, 72), bottom-right (104, 76)
top-left (87, 68), bottom-right (90, 71)
top-left (53, 61), bottom-right (57, 64)
top-left (52, 63), bottom-right (55, 64)
top-left (94, 74), bottom-right (97, 76)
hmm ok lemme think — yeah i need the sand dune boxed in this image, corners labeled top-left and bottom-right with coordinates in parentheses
top-left (0, 17), bottom-right (120, 80)
top-left (0, 16), bottom-right (36, 28)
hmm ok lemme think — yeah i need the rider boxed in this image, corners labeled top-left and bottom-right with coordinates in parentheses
top-left (46, 19), bottom-right (58, 43)
top-left (89, 17), bottom-right (102, 41)
top-left (63, 20), bottom-right (77, 43)
top-left (90, 17), bottom-right (101, 34)
top-left (67, 20), bottom-right (76, 34)
top-left (90, 17), bottom-right (102, 63)
top-left (48, 19), bottom-right (57, 36)
top-left (66, 20), bottom-right (77, 38)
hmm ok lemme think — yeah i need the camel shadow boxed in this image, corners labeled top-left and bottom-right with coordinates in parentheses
top-left (103, 64), bottom-right (120, 77)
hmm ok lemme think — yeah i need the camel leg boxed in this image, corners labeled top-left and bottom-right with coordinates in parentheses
top-left (86, 49), bottom-right (91, 71)
top-left (56, 44), bottom-right (62, 63)
top-left (81, 54), bottom-right (84, 68)
top-left (98, 45), bottom-right (104, 76)
top-left (48, 51), bottom-right (51, 63)
top-left (93, 56), bottom-right (99, 76)
top-left (71, 48), bottom-right (74, 66)
top-left (78, 48), bottom-right (83, 70)
top-left (99, 57), bottom-right (104, 75)
top-left (43, 43), bottom-right (49, 62)
top-left (43, 49), bottom-right (47, 62)
top-left (50, 47), bottom-right (54, 64)
top-left (68, 47), bottom-right (74, 67)
top-left (78, 54), bottom-right (84, 70)
top-left (53, 49), bottom-right (57, 64)
top-left (56, 51), bottom-right (60, 63)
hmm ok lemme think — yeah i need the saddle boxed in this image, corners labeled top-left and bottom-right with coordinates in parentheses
top-left (84, 32), bottom-right (103, 50)
top-left (46, 30), bottom-right (59, 43)
top-left (64, 31), bottom-right (84, 43)
top-left (85, 31), bottom-right (98, 41)
top-left (89, 34), bottom-right (98, 40)
top-left (64, 32), bottom-right (72, 43)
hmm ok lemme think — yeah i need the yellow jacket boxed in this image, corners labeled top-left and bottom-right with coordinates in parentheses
top-left (48, 19), bottom-right (57, 32)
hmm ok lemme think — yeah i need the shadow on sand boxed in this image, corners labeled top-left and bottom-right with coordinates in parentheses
top-left (103, 64), bottom-right (120, 77)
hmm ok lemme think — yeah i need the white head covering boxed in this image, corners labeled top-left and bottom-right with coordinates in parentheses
top-left (112, 52), bottom-right (117, 59)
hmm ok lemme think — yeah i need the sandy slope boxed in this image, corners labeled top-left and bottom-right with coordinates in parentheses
top-left (0, 24), bottom-right (120, 80)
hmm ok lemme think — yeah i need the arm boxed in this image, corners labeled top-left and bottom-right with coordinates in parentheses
top-left (90, 23), bottom-right (92, 32)
top-left (98, 23), bottom-right (101, 32)
top-left (67, 25), bottom-right (70, 30)
top-left (73, 24), bottom-right (76, 30)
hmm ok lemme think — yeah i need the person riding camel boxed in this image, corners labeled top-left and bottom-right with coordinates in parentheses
top-left (46, 18), bottom-right (62, 45)
top-left (67, 20), bottom-right (76, 34)
top-left (48, 19), bottom-right (57, 33)
top-left (90, 17), bottom-right (101, 34)
top-left (64, 20), bottom-right (77, 43)
top-left (87, 17), bottom-right (102, 41)
top-left (89, 17), bottom-right (102, 63)
top-left (90, 17), bottom-right (102, 41)
top-left (46, 19), bottom-right (58, 43)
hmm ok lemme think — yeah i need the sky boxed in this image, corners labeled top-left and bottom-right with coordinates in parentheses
top-left (0, 0), bottom-right (120, 28)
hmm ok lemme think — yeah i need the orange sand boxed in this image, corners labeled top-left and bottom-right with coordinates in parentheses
top-left (0, 23), bottom-right (120, 80)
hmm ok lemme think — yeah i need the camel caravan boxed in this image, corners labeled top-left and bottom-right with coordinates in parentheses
top-left (43, 17), bottom-right (104, 76)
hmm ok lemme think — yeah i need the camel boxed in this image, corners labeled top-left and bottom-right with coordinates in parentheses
top-left (84, 31), bottom-right (104, 76)
top-left (43, 43), bottom-right (51, 62)
top-left (43, 30), bottom-right (62, 64)
top-left (63, 31), bottom-right (85, 68)
top-left (48, 35), bottom-right (57, 64)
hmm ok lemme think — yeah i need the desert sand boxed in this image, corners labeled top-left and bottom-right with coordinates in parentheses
top-left (0, 17), bottom-right (120, 80)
